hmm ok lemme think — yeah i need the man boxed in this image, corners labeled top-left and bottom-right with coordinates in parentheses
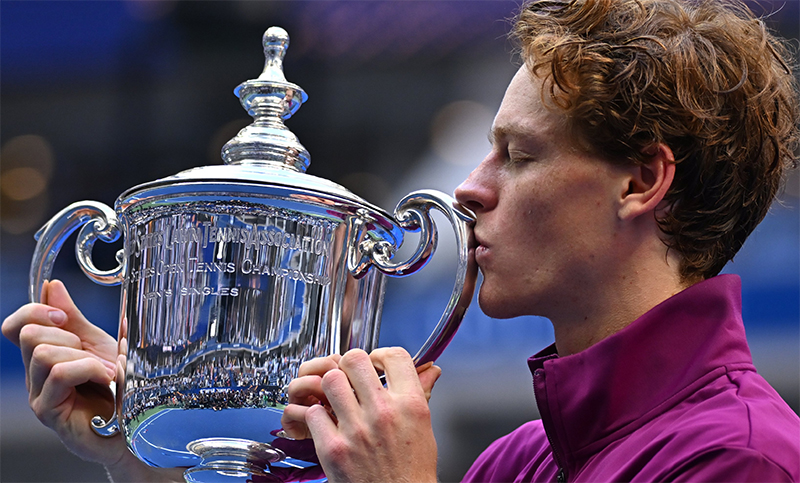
top-left (280, 0), bottom-right (800, 481)
top-left (3, 0), bottom-right (799, 482)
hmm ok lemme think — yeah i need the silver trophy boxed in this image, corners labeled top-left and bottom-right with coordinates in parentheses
top-left (28, 27), bottom-right (476, 482)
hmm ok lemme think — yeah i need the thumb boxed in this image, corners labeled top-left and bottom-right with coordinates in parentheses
top-left (45, 280), bottom-right (115, 351)
top-left (44, 280), bottom-right (87, 326)
top-left (418, 364), bottom-right (442, 402)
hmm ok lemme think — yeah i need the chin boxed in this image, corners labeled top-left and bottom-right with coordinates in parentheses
top-left (477, 290), bottom-right (524, 320)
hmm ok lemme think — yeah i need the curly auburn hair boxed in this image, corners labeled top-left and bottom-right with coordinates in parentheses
top-left (513, 0), bottom-right (800, 283)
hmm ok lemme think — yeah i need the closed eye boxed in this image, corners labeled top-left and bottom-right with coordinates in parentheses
top-left (507, 150), bottom-right (536, 165)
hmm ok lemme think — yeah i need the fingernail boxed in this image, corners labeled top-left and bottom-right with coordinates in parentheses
top-left (48, 310), bottom-right (67, 325)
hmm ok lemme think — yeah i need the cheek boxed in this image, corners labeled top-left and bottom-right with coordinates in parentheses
top-left (510, 189), bottom-right (563, 239)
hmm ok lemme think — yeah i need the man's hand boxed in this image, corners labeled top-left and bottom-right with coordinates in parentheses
top-left (1, 280), bottom-right (183, 482)
top-left (281, 353), bottom-right (342, 440)
top-left (282, 347), bottom-right (441, 483)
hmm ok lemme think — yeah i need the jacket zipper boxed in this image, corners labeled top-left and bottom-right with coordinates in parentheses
top-left (533, 368), bottom-right (568, 482)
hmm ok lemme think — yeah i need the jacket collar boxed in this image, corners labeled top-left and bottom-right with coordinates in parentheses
top-left (528, 274), bottom-right (754, 465)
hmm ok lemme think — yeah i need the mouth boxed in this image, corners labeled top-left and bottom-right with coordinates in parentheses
top-left (471, 232), bottom-right (488, 261)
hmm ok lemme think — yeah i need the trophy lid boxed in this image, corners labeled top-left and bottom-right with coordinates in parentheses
top-left (117, 27), bottom-right (400, 241)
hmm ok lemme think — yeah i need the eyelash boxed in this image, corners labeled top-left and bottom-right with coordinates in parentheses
top-left (489, 137), bottom-right (535, 166)
top-left (505, 150), bottom-right (534, 165)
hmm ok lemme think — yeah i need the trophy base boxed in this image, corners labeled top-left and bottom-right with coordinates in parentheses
top-left (184, 437), bottom-right (286, 483)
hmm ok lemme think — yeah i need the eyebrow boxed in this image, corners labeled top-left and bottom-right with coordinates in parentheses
top-left (488, 124), bottom-right (541, 148)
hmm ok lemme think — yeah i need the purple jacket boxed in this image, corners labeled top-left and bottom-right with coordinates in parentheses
top-left (462, 275), bottom-right (799, 482)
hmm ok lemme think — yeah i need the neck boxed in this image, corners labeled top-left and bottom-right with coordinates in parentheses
top-left (551, 243), bottom-right (689, 357)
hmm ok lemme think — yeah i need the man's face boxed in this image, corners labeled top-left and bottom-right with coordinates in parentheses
top-left (455, 67), bottom-right (631, 322)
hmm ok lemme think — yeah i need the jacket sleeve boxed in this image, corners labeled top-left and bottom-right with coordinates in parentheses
top-left (666, 447), bottom-right (795, 483)
top-left (461, 421), bottom-right (558, 483)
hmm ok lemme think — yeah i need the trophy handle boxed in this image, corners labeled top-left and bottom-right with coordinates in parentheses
top-left (90, 381), bottom-right (120, 437)
top-left (349, 189), bottom-right (478, 366)
top-left (28, 201), bottom-right (124, 438)
top-left (29, 201), bottom-right (125, 303)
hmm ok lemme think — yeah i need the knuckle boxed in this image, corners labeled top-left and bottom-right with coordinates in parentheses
top-left (297, 359), bottom-right (316, 374)
top-left (286, 376), bottom-right (303, 392)
top-left (340, 348), bottom-right (369, 366)
top-left (298, 355), bottom-right (339, 377)
top-left (286, 378), bottom-right (301, 402)
top-left (48, 361), bottom-right (70, 380)
top-left (29, 399), bottom-right (55, 429)
top-left (29, 398), bottom-right (45, 419)
top-left (18, 323), bottom-right (43, 346)
top-left (404, 396), bottom-right (432, 419)
top-left (0, 316), bottom-right (14, 339)
top-left (286, 376), bottom-right (319, 401)
top-left (323, 437), bottom-right (351, 461)
top-left (320, 368), bottom-right (343, 387)
top-left (384, 346), bottom-right (410, 359)
top-left (30, 343), bottom-right (54, 363)
top-left (372, 405), bottom-right (396, 427)
top-left (372, 346), bottom-right (410, 362)
top-left (349, 423), bottom-right (371, 444)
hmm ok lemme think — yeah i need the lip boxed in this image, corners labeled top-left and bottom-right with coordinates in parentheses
top-left (472, 232), bottom-right (489, 262)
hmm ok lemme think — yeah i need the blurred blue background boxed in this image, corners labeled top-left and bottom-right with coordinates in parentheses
top-left (1, 1), bottom-right (797, 482)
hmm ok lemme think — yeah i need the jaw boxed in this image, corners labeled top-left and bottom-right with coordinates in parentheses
top-left (476, 274), bottom-right (540, 320)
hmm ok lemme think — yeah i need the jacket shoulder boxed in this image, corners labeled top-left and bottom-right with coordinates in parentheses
top-left (663, 446), bottom-right (797, 482)
top-left (577, 367), bottom-right (800, 482)
top-left (618, 368), bottom-right (799, 481)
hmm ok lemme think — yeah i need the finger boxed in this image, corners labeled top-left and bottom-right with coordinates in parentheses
top-left (417, 364), bottom-right (442, 402)
top-left (287, 375), bottom-right (328, 406)
top-left (368, 347), bottom-right (422, 395)
top-left (19, 324), bottom-right (83, 369)
top-left (29, 345), bottom-right (115, 400)
top-left (45, 280), bottom-right (115, 353)
top-left (298, 354), bottom-right (341, 377)
top-left (2, 302), bottom-right (68, 348)
top-left (19, 325), bottom-right (84, 389)
top-left (281, 403), bottom-right (313, 440)
top-left (320, 368), bottom-right (361, 423)
top-left (338, 349), bottom-right (384, 406)
top-left (31, 358), bottom-right (114, 428)
top-left (304, 403), bottom-right (340, 447)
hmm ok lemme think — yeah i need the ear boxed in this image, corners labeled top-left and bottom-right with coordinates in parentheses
top-left (618, 143), bottom-right (675, 220)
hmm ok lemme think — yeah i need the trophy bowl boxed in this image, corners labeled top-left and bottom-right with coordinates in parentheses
top-left (28, 27), bottom-right (476, 483)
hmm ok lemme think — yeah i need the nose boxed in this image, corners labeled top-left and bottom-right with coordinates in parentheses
top-left (454, 154), bottom-right (498, 213)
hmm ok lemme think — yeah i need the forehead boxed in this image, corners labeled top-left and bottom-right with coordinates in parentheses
top-left (492, 67), bottom-right (566, 140)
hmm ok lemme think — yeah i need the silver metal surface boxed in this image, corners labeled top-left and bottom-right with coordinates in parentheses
top-left (184, 438), bottom-right (287, 483)
top-left (353, 190), bottom-right (478, 366)
top-left (222, 26), bottom-right (309, 171)
top-left (27, 26), bottom-right (476, 483)
top-left (30, 201), bottom-right (124, 303)
top-left (90, 381), bottom-right (120, 437)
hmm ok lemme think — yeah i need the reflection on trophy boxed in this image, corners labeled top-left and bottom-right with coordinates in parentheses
top-left (28, 27), bottom-right (476, 483)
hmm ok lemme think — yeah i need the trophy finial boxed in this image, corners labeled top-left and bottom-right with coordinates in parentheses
top-left (221, 26), bottom-right (310, 171)
top-left (259, 27), bottom-right (290, 83)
